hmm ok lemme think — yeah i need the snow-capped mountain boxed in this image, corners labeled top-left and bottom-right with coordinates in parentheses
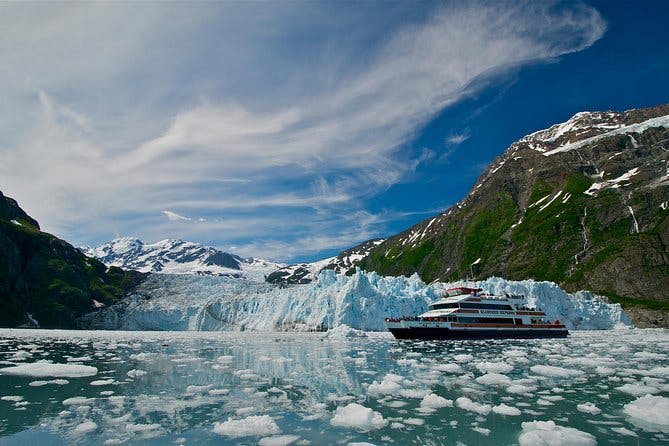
top-left (266, 238), bottom-right (385, 284)
top-left (82, 238), bottom-right (284, 282)
top-left (357, 103), bottom-right (669, 327)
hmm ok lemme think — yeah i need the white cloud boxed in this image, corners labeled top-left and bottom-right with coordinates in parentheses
top-left (162, 211), bottom-right (191, 222)
top-left (446, 131), bottom-right (471, 146)
top-left (0, 2), bottom-right (606, 260)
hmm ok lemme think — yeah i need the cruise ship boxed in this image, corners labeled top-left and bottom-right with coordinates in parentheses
top-left (384, 286), bottom-right (568, 339)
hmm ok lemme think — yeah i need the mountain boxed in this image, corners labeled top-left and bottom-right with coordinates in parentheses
top-left (266, 238), bottom-right (385, 284)
top-left (358, 104), bottom-right (669, 327)
top-left (0, 191), bottom-right (144, 328)
top-left (82, 238), bottom-right (285, 282)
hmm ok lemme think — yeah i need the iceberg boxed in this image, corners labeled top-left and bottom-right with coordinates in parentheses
top-left (79, 269), bottom-right (632, 331)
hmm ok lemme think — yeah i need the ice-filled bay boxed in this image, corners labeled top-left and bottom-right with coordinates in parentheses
top-left (0, 328), bottom-right (667, 445)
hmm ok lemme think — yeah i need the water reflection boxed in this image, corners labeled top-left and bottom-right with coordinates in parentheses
top-left (0, 329), bottom-right (667, 445)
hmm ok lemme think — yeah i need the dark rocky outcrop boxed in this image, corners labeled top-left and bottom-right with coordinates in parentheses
top-left (0, 191), bottom-right (144, 328)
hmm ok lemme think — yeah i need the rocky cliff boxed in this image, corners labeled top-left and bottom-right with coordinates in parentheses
top-left (358, 104), bottom-right (669, 326)
top-left (0, 191), bottom-right (144, 328)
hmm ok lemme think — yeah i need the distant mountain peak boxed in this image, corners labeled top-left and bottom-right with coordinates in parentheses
top-left (83, 238), bottom-right (284, 281)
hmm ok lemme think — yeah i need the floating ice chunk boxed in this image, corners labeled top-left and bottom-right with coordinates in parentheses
top-left (611, 427), bottom-right (638, 437)
top-left (214, 415), bottom-right (281, 438)
top-left (236, 407), bottom-right (256, 416)
top-left (73, 420), bottom-right (97, 435)
top-left (615, 383), bottom-right (660, 396)
top-left (405, 418), bottom-right (425, 426)
top-left (595, 366), bottom-right (614, 376)
top-left (476, 362), bottom-right (513, 374)
top-left (453, 354), bottom-right (474, 363)
top-left (455, 397), bottom-right (491, 415)
top-left (67, 355), bottom-right (92, 362)
top-left (433, 363), bottom-right (463, 374)
top-left (530, 365), bottom-right (584, 378)
top-left (63, 397), bottom-right (95, 405)
top-left (519, 420), bottom-right (596, 446)
top-left (647, 367), bottom-right (669, 378)
top-left (420, 393), bottom-right (453, 409)
top-left (1, 396), bottom-right (23, 402)
top-left (324, 325), bottom-right (367, 338)
top-left (129, 352), bottom-right (154, 361)
top-left (217, 355), bottom-right (235, 363)
top-left (506, 384), bottom-right (537, 395)
top-left (624, 395), bottom-right (669, 432)
top-left (576, 403), bottom-right (601, 415)
top-left (90, 379), bottom-right (115, 386)
top-left (186, 385), bottom-right (212, 394)
top-left (348, 443), bottom-right (378, 446)
top-left (367, 374), bottom-right (403, 397)
top-left (0, 362), bottom-right (97, 378)
top-left (399, 388), bottom-right (430, 399)
top-left (258, 435), bottom-right (301, 446)
top-left (504, 349), bottom-right (527, 358)
top-left (382, 400), bottom-right (407, 408)
top-left (127, 369), bottom-right (148, 378)
top-left (8, 350), bottom-right (32, 360)
top-left (330, 403), bottom-right (388, 431)
top-left (209, 388), bottom-right (230, 396)
top-left (634, 351), bottom-right (666, 361)
top-left (492, 403), bottom-right (521, 416)
top-left (472, 426), bottom-right (490, 436)
top-left (476, 373), bottom-right (511, 386)
top-left (125, 423), bottom-right (162, 436)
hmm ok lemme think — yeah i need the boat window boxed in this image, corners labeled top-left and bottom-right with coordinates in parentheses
top-left (431, 302), bottom-right (460, 310)
top-left (457, 317), bottom-right (514, 324)
top-left (459, 302), bottom-right (513, 310)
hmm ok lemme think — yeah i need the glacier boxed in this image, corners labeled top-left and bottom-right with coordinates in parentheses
top-left (80, 269), bottom-right (632, 331)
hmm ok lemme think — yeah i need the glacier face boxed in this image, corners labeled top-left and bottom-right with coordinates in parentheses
top-left (80, 270), bottom-right (632, 332)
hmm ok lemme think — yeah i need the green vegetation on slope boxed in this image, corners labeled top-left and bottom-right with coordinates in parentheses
top-left (0, 191), bottom-right (144, 328)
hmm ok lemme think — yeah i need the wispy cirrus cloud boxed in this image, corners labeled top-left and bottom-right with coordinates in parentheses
top-left (446, 131), bottom-right (471, 146)
top-left (0, 1), bottom-right (606, 261)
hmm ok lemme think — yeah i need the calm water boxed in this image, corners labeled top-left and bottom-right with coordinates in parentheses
top-left (0, 328), bottom-right (667, 445)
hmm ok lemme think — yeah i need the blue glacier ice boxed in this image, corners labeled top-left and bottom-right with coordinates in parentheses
top-left (82, 269), bottom-right (632, 331)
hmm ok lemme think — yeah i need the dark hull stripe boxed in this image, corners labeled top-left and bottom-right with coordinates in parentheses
top-left (387, 327), bottom-right (568, 340)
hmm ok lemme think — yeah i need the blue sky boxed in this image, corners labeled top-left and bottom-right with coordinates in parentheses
top-left (1, 1), bottom-right (668, 262)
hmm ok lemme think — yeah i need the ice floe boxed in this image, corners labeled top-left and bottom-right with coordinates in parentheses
top-left (330, 403), bottom-right (388, 431)
top-left (492, 403), bottom-right (521, 416)
top-left (530, 365), bottom-right (584, 378)
top-left (214, 415), bottom-right (281, 437)
top-left (624, 395), bottom-right (669, 432)
top-left (518, 420), bottom-right (597, 445)
top-left (455, 397), bottom-right (491, 415)
top-left (73, 420), bottom-right (97, 435)
top-left (0, 362), bottom-right (97, 378)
